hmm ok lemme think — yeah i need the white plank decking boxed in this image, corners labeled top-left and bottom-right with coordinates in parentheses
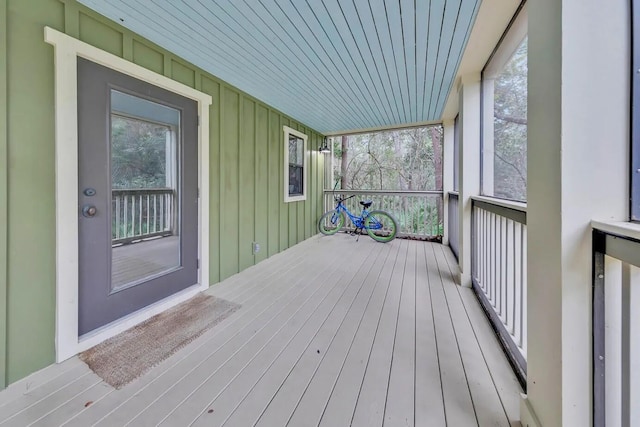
top-left (0, 235), bottom-right (522, 426)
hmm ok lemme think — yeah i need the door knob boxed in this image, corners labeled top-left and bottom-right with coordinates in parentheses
top-left (82, 205), bottom-right (97, 217)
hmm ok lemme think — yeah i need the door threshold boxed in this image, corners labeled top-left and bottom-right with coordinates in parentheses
top-left (74, 283), bottom-right (205, 357)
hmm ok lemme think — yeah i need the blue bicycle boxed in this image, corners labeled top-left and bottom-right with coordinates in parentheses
top-left (318, 194), bottom-right (398, 242)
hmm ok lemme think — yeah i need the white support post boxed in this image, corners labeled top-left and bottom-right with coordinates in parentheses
top-left (457, 73), bottom-right (481, 287)
top-left (525, 0), bottom-right (629, 425)
top-left (480, 78), bottom-right (494, 195)
top-left (442, 119), bottom-right (454, 246)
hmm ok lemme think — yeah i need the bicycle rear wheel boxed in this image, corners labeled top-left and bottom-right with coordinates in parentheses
top-left (318, 210), bottom-right (345, 235)
top-left (365, 210), bottom-right (398, 242)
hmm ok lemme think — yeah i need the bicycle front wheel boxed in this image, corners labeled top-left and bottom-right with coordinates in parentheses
top-left (365, 210), bottom-right (398, 242)
top-left (318, 210), bottom-right (345, 235)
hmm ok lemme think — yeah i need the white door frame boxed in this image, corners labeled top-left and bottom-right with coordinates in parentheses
top-left (45, 27), bottom-right (212, 362)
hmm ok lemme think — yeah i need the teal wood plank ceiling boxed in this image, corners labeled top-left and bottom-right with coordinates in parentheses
top-left (78, 0), bottom-right (480, 134)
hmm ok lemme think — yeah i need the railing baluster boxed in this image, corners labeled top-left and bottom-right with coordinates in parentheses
top-left (115, 195), bottom-right (120, 239)
top-left (123, 196), bottom-right (128, 238)
top-left (146, 194), bottom-right (150, 235)
top-left (510, 220), bottom-right (516, 335)
top-left (520, 223), bottom-right (525, 349)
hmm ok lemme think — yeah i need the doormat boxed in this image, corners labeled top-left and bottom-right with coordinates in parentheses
top-left (79, 294), bottom-right (240, 389)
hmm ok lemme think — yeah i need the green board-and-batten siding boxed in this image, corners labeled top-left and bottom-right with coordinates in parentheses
top-left (1, 0), bottom-right (9, 390)
top-left (1, 0), bottom-right (325, 387)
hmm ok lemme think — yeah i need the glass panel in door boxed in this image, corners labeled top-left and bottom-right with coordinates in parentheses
top-left (110, 90), bottom-right (181, 292)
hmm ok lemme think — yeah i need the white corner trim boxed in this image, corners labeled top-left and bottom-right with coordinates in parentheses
top-left (283, 126), bottom-right (308, 203)
top-left (44, 27), bottom-right (212, 362)
top-left (520, 394), bottom-right (542, 427)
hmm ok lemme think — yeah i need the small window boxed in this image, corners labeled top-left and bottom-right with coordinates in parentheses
top-left (284, 126), bottom-right (307, 202)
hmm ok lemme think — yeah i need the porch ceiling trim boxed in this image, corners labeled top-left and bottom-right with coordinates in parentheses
top-left (77, 0), bottom-right (480, 134)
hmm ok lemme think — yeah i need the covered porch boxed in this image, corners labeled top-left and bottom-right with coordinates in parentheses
top-left (0, 235), bottom-right (520, 426)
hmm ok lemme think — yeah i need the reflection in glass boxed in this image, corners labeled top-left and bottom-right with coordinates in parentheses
top-left (110, 90), bottom-right (181, 291)
top-left (288, 135), bottom-right (304, 196)
top-left (492, 38), bottom-right (528, 201)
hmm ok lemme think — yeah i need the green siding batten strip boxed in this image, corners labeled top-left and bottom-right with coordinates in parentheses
top-left (238, 97), bottom-right (255, 271)
top-left (268, 110), bottom-right (280, 257)
top-left (255, 105), bottom-right (268, 263)
top-left (280, 117), bottom-right (289, 251)
top-left (0, 0), bottom-right (8, 389)
top-left (220, 87), bottom-right (240, 280)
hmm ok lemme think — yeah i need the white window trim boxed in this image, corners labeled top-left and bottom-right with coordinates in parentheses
top-left (283, 126), bottom-right (308, 203)
top-left (44, 27), bottom-right (212, 362)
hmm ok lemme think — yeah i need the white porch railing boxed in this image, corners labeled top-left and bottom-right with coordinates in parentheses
top-left (592, 225), bottom-right (640, 426)
top-left (448, 192), bottom-right (459, 259)
top-left (471, 196), bottom-right (527, 386)
top-left (322, 189), bottom-right (443, 240)
top-left (112, 188), bottom-right (174, 245)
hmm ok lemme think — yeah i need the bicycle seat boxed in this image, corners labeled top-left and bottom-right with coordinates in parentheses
top-left (359, 200), bottom-right (373, 209)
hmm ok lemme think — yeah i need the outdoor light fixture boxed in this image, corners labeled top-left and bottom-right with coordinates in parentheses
top-left (319, 137), bottom-right (331, 154)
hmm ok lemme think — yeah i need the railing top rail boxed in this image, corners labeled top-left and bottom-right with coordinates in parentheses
top-left (323, 189), bottom-right (443, 195)
top-left (471, 195), bottom-right (526, 213)
top-left (448, 191), bottom-right (459, 198)
top-left (592, 224), bottom-right (640, 268)
top-left (592, 220), bottom-right (640, 243)
top-left (112, 188), bottom-right (174, 195)
top-left (472, 195), bottom-right (527, 225)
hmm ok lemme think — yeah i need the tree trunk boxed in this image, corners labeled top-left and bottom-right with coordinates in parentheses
top-left (340, 135), bottom-right (349, 189)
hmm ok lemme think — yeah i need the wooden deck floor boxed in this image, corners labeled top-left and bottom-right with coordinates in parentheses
top-left (0, 235), bottom-right (522, 426)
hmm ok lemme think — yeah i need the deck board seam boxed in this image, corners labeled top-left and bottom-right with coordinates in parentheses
top-left (424, 243), bottom-right (447, 427)
top-left (26, 378), bottom-right (104, 427)
top-left (348, 240), bottom-right (404, 426)
top-left (430, 242), bottom-right (479, 426)
top-left (190, 240), bottom-right (386, 425)
top-left (77, 240), bottom-right (357, 426)
top-left (145, 237), bottom-right (364, 423)
top-left (381, 240), bottom-right (410, 424)
top-left (0, 371), bottom-right (93, 425)
top-left (125, 241), bottom-right (359, 425)
top-left (221, 239), bottom-right (383, 426)
top-left (321, 239), bottom-right (400, 422)
top-left (316, 242), bottom-right (396, 426)
top-left (253, 240), bottom-right (386, 426)
top-left (439, 244), bottom-right (513, 424)
top-left (286, 241), bottom-right (391, 426)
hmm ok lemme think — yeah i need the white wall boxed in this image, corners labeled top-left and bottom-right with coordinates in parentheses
top-left (526, 0), bottom-right (629, 425)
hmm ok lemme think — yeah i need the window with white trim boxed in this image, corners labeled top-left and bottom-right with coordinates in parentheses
top-left (284, 126), bottom-right (307, 202)
top-left (481, 4), bottom-right (528, 202)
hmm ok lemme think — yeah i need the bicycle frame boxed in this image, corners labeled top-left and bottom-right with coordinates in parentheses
top-left (331, 196), bottom-right (382, 231)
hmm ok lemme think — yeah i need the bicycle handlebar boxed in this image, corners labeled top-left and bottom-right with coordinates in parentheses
top-left (334, 194), bottom-right (356, 203)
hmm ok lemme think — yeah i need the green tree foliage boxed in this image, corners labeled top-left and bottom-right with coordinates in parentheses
top-left (331, 125), bottom-right (443, 191)
top-left (330, 125), bottom-right (444, 237)
top-left (111, 116), bottom-right (169, 189)
top-left (493, 37), bottom-right (527, 201)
